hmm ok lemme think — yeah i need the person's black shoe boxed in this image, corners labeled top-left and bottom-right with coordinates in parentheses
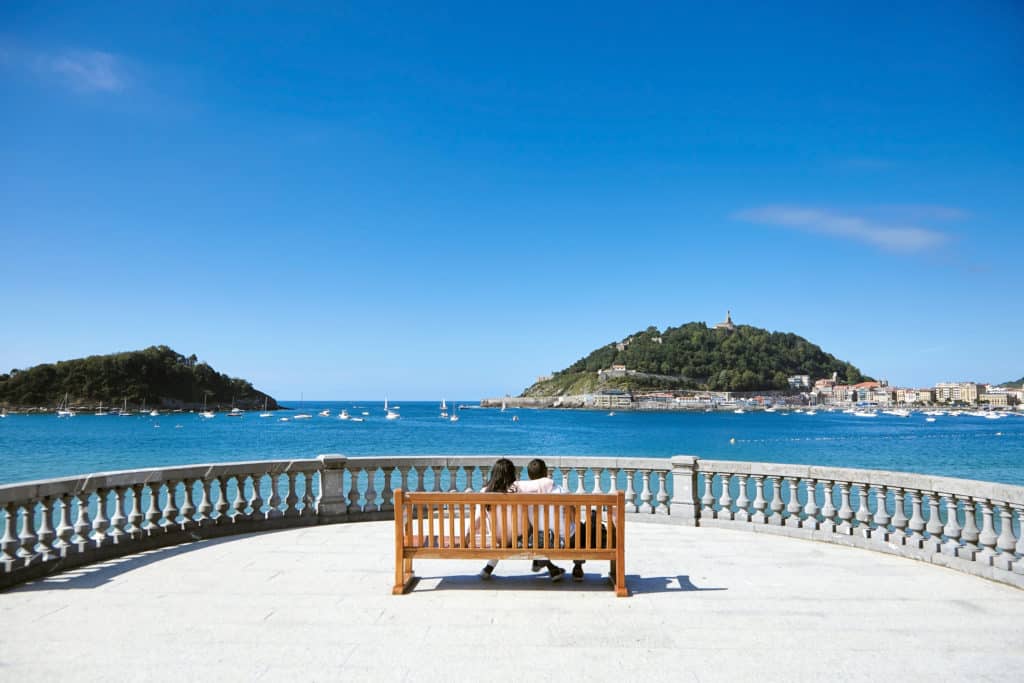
top-left (479, 564), bottom-right (494, 580)
top-left (572, 564), bottom-right (584, 582)
top-left (531, 560), bottom-right (544, 573)
top-left (549, 566), bottom-right (566, 582)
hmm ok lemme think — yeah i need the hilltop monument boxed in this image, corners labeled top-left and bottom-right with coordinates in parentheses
top-left (714, 309), bottom-right (736, 331)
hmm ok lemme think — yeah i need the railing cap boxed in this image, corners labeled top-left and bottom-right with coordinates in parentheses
top-left (671, 455), bottom-right (699, 467)
top-left (318, 454), bottom-right (348, 469)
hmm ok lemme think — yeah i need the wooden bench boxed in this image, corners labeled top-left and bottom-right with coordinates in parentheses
top-left (392, 489), bottom-right (628, 597)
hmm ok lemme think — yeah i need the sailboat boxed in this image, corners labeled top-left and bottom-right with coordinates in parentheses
top-left (293, 393), bottom-right (312, 420)
top-left (259, 398), bottom-right (272, 418)
top-left (339, 409), bottom-right (350, 420)
top-left (200, 394), bottom-right (215, 419)
top-left (440, 398), bottom-right (448, 418)
top-left (384, 397), bottom-right (399, 420)
top-left (500, 399), bottom-right (506, 412)
top-left (56, 393), bottom-right (75, 418)
top-left (94, 403), bottom-right (109, 416)
top-left (119, 397), bottom-right (132, 416)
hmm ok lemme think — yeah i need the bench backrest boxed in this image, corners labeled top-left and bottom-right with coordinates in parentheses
top-left (393, 489), bottom-right (625, 554)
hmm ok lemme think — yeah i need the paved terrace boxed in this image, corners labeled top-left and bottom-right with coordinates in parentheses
top-left (3, 519), bottom-right (1022, 682)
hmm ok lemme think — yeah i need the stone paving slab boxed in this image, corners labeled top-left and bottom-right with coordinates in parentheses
top-left (2, 520), bottom-right (1022, 682)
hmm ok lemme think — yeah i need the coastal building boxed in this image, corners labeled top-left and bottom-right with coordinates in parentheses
top-left (594, 390), bottom-right (634, 410)
top-left (934, 382), bottom-right (983, 405)
top-left (787, 375), bottom-right (810, 389)
top-left (597, 364), bottom-right (630, 380)
top-left (714, 310), bottom-right (736, 331)
top-left (980, 391), bottom-right (1012, 407)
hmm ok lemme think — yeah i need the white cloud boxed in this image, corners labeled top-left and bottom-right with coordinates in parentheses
top-left (0, 41), bottom-right (128, 93)
top-left (46, 50), bottom-right (125, 92)
top-left (734, 206), bottom-right (951, 252)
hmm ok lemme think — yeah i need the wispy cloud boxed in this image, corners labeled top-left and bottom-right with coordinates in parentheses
top-left (0, 41), bottom-right (128, 93)
top-left (47, 50), bottom-right (125, 92)
top-left (733, 206), bottom-right (952, 253)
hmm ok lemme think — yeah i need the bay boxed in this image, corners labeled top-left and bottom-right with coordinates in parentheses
top-left (1, 401), bottom-right (1022, 486)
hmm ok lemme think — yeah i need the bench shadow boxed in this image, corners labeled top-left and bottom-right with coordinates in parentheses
top-left (407, 573), bottom-right (727, 595)
top-left (5, 535), bottom-right (249, 593)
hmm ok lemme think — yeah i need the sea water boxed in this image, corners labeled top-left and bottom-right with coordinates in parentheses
top-left (0, 402), bottom-right (1022, 486)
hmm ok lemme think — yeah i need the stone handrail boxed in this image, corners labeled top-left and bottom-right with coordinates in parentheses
top-left (1, 455), bottom-right (1021, 590)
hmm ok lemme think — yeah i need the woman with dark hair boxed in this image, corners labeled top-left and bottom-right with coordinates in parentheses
top-left (477, 458), bottom-right (530, 580)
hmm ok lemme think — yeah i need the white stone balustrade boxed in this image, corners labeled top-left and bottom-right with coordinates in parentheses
top-left (1, 454), bottom-right (1021, 591)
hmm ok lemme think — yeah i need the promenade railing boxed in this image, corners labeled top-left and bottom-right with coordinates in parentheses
top-left (1, 455), bottom-right (1021, 590)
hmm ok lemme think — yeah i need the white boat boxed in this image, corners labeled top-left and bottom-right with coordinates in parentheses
top-left (319, 409), bottom-right (331, 417)
top-left (227, 408), bottom-right (244, 417)
top-left (294, 413), bottom-right (312, 420)
top-left (853, 410), bottom-right (878, 418)
top-left (0, 408), bottom-right (7, 419)
top-left (764, 407), bottom-right (777, 413)
top-left (805, 410), bottom-right (818, 416)
top-left (733, 408), bottom-right (745, 415)
top-left (94, 404), bottom-right (109, 416)
top-left (450, 412), bottom-right (459, 422)
top-left (149, 409), bottom-right (160, 417)
top-left (795, 409), bottom-right (804, 414)
top-left (259, 398), bottom-right (272, 418)
top-left (200, 410), bottom-right (216, 419)
top-left (119, 398), bottom-right (132, 416)
top-left (279, 417), bottom-right (290, 422)
top-left (350, 417), bottom-right (365, 422)
top-left (984, 413), bottom-right (1004, 420)
top-left (501, 399), bottom-right (507, 412)
top-left (384, 398), bottom-right (389, 413)
top-left (339, 410), bottom-right (350, 420)
top-left (386, 409), bottom-right (400, 420)
top-left (56, 393), bottom-right (75, 418)
top-left (882, 409), bottom-right (910, 418)
top-left (361, 411), bottom-right (369, 416)
top-left (926, 417), bottom-right (937, 422)
top-left (608, 411), bottom-right (616, 417)
top-left (440, 398), bottom-right (448, 418)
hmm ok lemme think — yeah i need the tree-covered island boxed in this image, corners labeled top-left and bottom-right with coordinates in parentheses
top-left (523, 316), bottom-right (869, 397)
top-left (0, 346), bottom-right (278, 411)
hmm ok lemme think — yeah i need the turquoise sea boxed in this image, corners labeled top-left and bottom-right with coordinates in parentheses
top-left (1, 401), bottom-right (1022, 486)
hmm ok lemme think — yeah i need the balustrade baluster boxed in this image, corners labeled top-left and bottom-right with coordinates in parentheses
top-left (35, 498), bottom-right (55, 560)
top-left (994, 501), bottom-right (1016, 571)
top-left (941, 494), bottom-right (963, 557)
top-left (0, 503), bottom-right (18, 566)
top-left (959, 497), bottom-right (980, 560)
top-left (396, 466), bottom-right (411, 495)
top-left (1013, 504), bottom-right (1024, 575)
top-left (623, 470), bottom-right (637, 513)
top-left (285, 472), bottom-right (299, 518)
top-left (109, 487), bottom-right (128, 543)
top-left (266, 473), bottom-right (282, 519)
top-left (836, 482), bottom-right (854, 534)
top-left (924, 493), bottom-right (944, 553)
top-left (701, 473), bottom-right (716, 520)
top-left (75, 492), bottom-right (95, 548)
top-left (907, 489), bottom-right (926, 548)
top-left (606, 468), bottom-right (619, 495)
top-left (819, 481), bottom-right (837, 533)
top-left (750, 476), bottom-right (767, 524)
top-left (92, 488), bottom-right (110, 545)
top-left (434, 466), bottom-right (446, 493)
top-left (656, 470), bottom-right (669, 515)
top-left (18, 502), bottom-right (38, 560)
top-left (301, 471), bottom-right (316, 516)
top-left (232, 476), bottom-right (248, 521)
top-left (784, 478), bottom-right (802, 528)
top-left (768, 476), bottom-right (784, 526)
top-left (197, 479), bottom-right (213, 526)
top-left (163, 480), bottom-right (180, 531)
top-left (55, 494), bottom-right (74, 553)
top-left (889, 487), bottom-right (908, 545)
top-left (180, 480), bottom-right (197, 528)
top-left (214, 479), bottom-right (230, 523)
top-left (800, 478), bottom-right (819, 530)
top-left (855, 485), bottom-right (871, 533)
top-left (734, 475), bottom-right (750, 522)
top-left (127, 485), bottom-right (144, 539)
top-left (364, 468), bottom-right (379, 513)
top-left (574, 468), bottom-right (587, 495)
top-left (249, 474), bottom-right (264, 520)
top-left (380, 467), bottom-right (395, 511)
top-left (976, 499), bottom-right (998, 565)
top-left (716, 474), bottom-right (733, 521)
top-left (347, 468), bottom-right (362, 514)
top-left (871, 486), bottom-right (890, 542)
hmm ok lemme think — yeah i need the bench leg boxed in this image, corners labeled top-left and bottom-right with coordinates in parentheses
top-left (393, 556), bottom-right (416, 595)
top-left (610, 560), bottom-right (629, 597)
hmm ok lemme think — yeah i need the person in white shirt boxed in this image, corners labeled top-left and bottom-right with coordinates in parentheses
top-left (518, 458), bottom-right (585, 582)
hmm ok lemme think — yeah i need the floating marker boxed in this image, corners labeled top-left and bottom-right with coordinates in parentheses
top-left (729, 437), bottom-right (736, 444)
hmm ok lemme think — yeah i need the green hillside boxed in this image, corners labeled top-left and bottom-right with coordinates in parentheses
top-left (0, 346), bottom-right (277, 410)
top-left (524, 322), bottom-right (868, 395)
top-left (999, 376), bottom-right (1024, 388)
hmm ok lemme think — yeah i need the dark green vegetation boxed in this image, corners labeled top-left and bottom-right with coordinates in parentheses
top-left (999, 377), bottom-right (1024, 388)
top-left (0, 346), bottom-right (277, 410)
top-left (524, 322), bottom-right (869, 396)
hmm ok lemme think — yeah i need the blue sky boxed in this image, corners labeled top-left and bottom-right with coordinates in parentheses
top-left (1, 2), bottom-right (1022, 399)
